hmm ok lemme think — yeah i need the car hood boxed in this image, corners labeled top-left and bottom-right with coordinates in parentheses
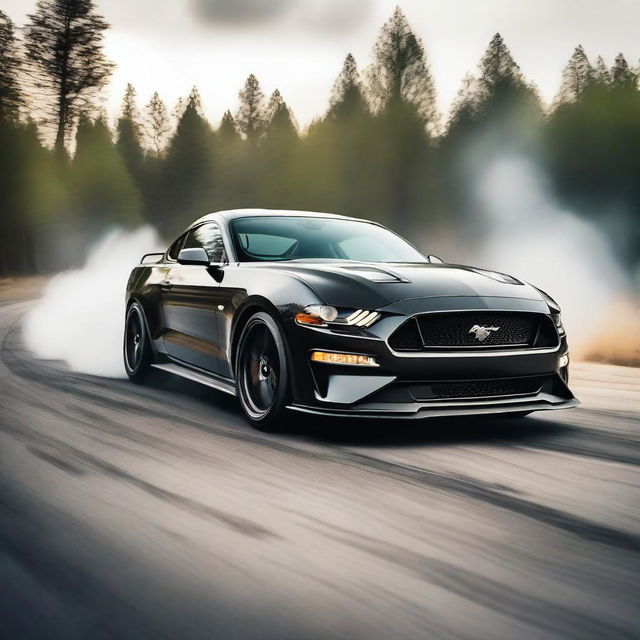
top-left (261, 261), bottom-right (547, 310)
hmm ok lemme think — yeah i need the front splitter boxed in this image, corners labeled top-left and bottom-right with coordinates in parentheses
top-left (288, 394), bottom-right (579, 420)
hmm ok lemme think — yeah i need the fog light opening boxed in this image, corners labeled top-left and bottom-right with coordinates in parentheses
top-left (559, 353), bottom-right (569, 368)
top-left (310, 351), bottom-right (378, 367)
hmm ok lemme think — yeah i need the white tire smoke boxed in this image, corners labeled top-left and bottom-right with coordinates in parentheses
top-left (23, 226), bottom-right (162, 378)
top-left (472, 155), bottom-right (633, 356)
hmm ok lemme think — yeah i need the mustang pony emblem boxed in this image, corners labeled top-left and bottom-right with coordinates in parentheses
top-left (469, 324), bottom-right (500, 342)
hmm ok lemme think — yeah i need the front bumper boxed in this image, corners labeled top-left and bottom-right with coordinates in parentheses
top-left (283, 296), bottom-right (578, 419)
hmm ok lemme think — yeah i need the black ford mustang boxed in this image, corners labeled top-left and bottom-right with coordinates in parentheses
top-left (124, 209), bottom-right (577, 429)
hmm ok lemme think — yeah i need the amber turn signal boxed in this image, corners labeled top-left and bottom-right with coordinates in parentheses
top-left (310, 351), bottom-right (378, 366)
top-left (295, 312), bottom-right (325, 325)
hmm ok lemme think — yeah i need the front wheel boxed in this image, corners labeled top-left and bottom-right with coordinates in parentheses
top-left (124, 302), bottom-right (153, 383)
top-left (235, 312), bottom-right (291, 431)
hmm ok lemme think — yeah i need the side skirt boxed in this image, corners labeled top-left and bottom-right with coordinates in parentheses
top-left (151, 362), bottom-right (237, 396)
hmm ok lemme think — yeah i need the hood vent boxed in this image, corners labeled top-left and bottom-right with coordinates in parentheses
top-left (335, 265), bottom-right (407, 283)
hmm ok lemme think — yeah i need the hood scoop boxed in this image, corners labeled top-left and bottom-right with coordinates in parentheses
top-left (333, 264), bottom-right (409, 283)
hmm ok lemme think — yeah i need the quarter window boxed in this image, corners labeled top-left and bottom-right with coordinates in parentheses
top-left (183, 223), bottom-right (226, 263)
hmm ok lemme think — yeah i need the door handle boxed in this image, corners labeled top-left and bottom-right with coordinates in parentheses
top-left (161, 279), bottom-right (172, 290)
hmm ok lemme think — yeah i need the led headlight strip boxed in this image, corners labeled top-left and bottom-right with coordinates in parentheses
top-left (344, 309), bottom-right (381, 327)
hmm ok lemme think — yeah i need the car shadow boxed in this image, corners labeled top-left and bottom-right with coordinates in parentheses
top-left (294, 413), bottom-right (572, 449)
top-left (147, 370), bottom-right (573, 449)
top-left (12, 326), bottom-right (575, 453)
top-left (43, 354), bottom-right (567, 452)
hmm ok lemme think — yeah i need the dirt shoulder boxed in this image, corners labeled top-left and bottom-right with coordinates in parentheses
top-left (0, 277), bottom-right (49, 303)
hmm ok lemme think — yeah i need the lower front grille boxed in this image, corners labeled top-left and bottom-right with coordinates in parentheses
top-left (366, 374), bottom-right (565, 405)
top-left (410, 376), bottom-right (546, 401)
top-left (389, 311), bottom-right (558, 352)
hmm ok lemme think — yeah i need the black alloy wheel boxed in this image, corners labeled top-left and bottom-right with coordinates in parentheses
top-left (236, 312), bottom-right (290, 431)
top-left (124, 302), bottom-right (152, 382)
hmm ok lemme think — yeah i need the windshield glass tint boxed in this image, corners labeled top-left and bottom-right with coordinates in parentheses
top-left (231, 217), bottom-right (426, 263)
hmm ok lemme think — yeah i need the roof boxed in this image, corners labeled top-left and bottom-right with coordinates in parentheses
top-left (192, 208), bottom-right (359, 227)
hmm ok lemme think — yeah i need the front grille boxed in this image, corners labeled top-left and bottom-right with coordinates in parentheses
top-left (389, 311), bottom-right (558, 351)
top-left (411, 376), bottom-right (545, 401)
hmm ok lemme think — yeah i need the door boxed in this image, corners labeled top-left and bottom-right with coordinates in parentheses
top-left (211, 266), bottom-right (246, 379)
top-left (161, 222), bottom-right (226, 372)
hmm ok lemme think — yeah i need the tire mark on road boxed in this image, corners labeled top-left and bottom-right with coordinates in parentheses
top-left (331, 448), bottom-right (640, 554)
top-left (4, 321), bottom-right (639, 553)
top-left (27, 446), bottom-right (87, 476)
top-left (311, 523), bottom-right (636, 640)
top-left (2, 420), bottom-right (278, 540)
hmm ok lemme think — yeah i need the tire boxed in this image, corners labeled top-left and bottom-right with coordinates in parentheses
top-left (123, 301), bottom-right (153, 383)
top-left (235, 311), bottom-right (291, 431)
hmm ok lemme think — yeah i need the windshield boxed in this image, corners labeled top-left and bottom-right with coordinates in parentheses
top-left (230, 216), bottom-right (427, 263)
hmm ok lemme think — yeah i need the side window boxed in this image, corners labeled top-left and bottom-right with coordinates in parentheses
top-left (183, 223), bottom-right (226, 263)
top-left (167, 235), bottom-right (185, 261)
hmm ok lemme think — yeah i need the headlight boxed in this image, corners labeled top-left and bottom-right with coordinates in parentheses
top-left (295, 304), bottom-right (338, 326)
top-left (295, 305), bottom-right (381, 328)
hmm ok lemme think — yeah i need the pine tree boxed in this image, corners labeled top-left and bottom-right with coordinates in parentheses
top-left (157, 88), bottom-right (215, 234)
top-left (116, 83), bottom-right (144, 181)
top-left (266, 89), bottom-right (297, 136)
top-left (593, 56), bottom-right (611, 86)
top-left (236, 74), bottom-right (266, 142)
top-left (328, 53), bottom-right (367, 119)
top-left (172, 96), bottom-right (186, 123)
top-left (71, 113), bottom-right (141, 230)
top-left (213, 110), bottom-right (242, 209)
top-left (261, 90), bottom-right (298, 207)
top-left (0, 12), bottom-right (38, 274)
top-left (440, 34), bottom-right (541, 240)
top-left (144, 91), bottom-right (170, 156)
top-left (447, 73), bottom-right (479, 130)
top-left (547, 49), bottom-right (640, 269)
top-left (218, 110), bottom-right (239, 142)
top-left (24, 0), bottom-right (113, 153)
top-left (555, 45), bottom-right (594, 104)
top-left (365, 7), bottom-right (438, 130)
top-left (611, 53), bottom-right (638, 90)
top-left (0, 10), bottom-right (24, 122)
top-left (470, 33), bottom-right (540, 126)
top-left (477, 33), bottom-right (525, 99)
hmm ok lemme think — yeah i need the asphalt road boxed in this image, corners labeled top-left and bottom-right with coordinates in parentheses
top-left (1, 299), bottom-right (638, 639)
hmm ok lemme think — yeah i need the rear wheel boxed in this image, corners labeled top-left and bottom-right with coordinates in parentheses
top-left (235, 312), bottom-right (290, 431)
top-left (124, 302), bottom-right (152, 383)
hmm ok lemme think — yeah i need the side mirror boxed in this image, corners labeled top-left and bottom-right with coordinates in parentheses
top-left (178, 247), bottom-right (209, 266)
top-left (427, 255), bottom-right (444, 264)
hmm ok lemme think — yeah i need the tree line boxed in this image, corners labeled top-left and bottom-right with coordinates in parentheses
top-left (0, 2), bottom-right (639, 275)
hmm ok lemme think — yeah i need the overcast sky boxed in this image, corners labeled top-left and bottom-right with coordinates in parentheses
top-left (4, 0), bottom-right (639, 127)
